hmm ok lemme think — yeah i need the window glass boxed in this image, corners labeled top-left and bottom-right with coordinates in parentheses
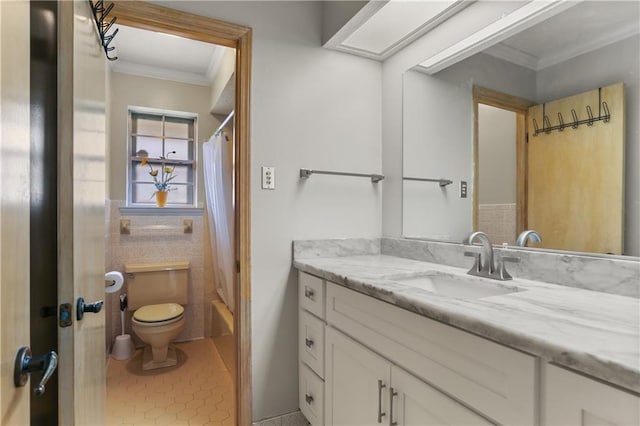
top-left (127, 108), bottom-right (197, 207)
top-left (133, 114), bottom-right (163, 136)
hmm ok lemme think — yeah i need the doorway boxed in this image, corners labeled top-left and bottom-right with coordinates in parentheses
top-left (472, 86), bottom-right (534, 240)
top-left (108, 3), bottom-right (252, 424)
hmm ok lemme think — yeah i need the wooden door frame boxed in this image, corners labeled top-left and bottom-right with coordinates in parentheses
top-left (113, 2), bottom-right (252, 424)
top-left (472, 86), bottom-right (534, 236)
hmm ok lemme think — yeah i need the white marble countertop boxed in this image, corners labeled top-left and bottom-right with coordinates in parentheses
top-left (294, 254), bottom-right (640, 393)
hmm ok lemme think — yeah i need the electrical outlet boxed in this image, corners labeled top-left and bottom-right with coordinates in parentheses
top-left (460, 181), bottom-right (467, 198)
top-left (261, 166), bottom-right (275, 190)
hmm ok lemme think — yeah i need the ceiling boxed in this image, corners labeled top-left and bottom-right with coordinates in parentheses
top-left (326, 0), bottom-right (472, 60)
top-left (484, 1), bottom-right (640, 71)
top-left (110, 24), bottom-right (229, 87)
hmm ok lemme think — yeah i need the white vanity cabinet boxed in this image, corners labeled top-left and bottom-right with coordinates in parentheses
top-left (299, 272), bottom-right (326, 425)
top-left (543, 364), bottom-right (640, 426)
top-left (298, 271), bottom-right (639, 426)
top-left (325, 326), bottom-right (493, 425)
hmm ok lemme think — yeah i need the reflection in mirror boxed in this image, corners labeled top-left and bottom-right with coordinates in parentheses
top-left (402, 0), bottom-right (639, 256)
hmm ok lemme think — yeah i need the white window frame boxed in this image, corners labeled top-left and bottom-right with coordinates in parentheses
top-left (126, 106), bottom-right (198, 208)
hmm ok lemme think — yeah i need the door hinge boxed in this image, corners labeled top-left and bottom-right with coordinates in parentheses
top-left (526, 133), bottom-right (529, 144)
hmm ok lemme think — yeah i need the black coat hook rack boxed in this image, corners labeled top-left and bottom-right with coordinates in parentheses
top-left (532, 88), bottom-right (610, 136)
top-left (88, 0), bottom-right (118, 61)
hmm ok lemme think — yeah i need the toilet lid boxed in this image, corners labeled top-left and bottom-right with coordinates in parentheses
top-left (133, 303), bottom-right (184, 323)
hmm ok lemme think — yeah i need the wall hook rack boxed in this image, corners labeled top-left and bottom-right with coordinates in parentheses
top-left (88, 0), bottom-right (119, 61)
top-left (532, 88), bottom-right (611, 136)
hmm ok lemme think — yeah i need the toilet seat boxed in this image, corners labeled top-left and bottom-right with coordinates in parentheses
top-left (133, 303), bottom-right (184, 323)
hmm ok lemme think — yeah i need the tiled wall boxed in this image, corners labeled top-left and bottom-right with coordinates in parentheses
top-left (105, 200), bottom-right (215, 351)
top-left (478, 203), bottom-right (516, 245)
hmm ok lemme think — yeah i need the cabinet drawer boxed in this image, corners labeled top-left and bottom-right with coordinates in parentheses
top-left (326, 282), bottom-right (536, 426)
top-left (299, 272), bottom-right (325, 319)
top-left (300, 310), bottom-right (325, 378)
top-left (300, 362), bottom-right (324, 426)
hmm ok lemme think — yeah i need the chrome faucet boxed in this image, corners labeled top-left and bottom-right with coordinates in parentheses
top-left (464, 231), bottom-right (518, 280)
top-left (516, 230), bottom-right (542, 247)
top-left (463, 231), bottom-right (495, 274)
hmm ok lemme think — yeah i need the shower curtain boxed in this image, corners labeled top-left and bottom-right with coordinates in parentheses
top-left (203, 133), bottom-right (234, 313)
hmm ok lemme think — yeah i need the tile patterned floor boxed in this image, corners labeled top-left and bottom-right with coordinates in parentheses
top-left (106, 339), bottom-right (234, 426)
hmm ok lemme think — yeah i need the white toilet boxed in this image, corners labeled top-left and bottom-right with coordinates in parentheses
top-left (125, 261), bottom-right (189, 370)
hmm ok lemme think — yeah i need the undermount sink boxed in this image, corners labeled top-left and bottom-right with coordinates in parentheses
top-left (393, 273), bottom-right (522, 300)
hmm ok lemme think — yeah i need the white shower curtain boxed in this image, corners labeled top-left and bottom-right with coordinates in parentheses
top-left (203, 133), bottom-right (234, 313)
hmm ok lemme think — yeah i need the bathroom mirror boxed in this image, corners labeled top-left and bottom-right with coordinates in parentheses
top-left (402, 1), bottom-right (639, 256)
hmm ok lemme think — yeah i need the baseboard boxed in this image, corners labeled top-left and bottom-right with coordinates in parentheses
top-left (252, 410), bottom-right (308, 426)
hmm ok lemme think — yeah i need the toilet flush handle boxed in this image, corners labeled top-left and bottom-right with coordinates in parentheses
top-left (76, 297), bottom-right (104, 321)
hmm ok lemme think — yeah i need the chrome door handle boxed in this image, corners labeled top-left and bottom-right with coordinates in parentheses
top-left (14, 346), bottom-right (58, 397)
top-left (305, 393), bottom-right (314, 405)
top-left (76, 296), bottom-right (104, 321)
top-left (305, 338), bottom-right (314, 348)
top-left (389, 387), bottom-right (398, 426)
top-left (377, 379), bottom-right (386, 423)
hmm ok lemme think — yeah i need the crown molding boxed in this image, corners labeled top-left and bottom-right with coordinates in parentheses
top-left (537, 21), bottom-right (640, 70)
top-left (484, 43), bottom-right (540, 70)
top-left (419, 0), bottom-right (582, 74)
top-left (110, 60), bottom-right (211, 86)
top-left (485, 20), bottom-right (640, 71)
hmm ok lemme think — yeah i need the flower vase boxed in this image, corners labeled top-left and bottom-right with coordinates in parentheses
top-left (155, 191), bottom-right (168, 207)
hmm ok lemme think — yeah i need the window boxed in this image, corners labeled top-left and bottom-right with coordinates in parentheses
top-left (127, 107), bottom-right (197, 207)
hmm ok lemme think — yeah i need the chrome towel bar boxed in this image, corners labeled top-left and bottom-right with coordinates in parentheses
top-left (403, 176), bottom-right (453, 187)
top-left (300, 168), bottom-right (384, 183)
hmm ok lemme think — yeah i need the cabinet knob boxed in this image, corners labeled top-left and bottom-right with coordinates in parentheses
top-left (304, 287), bottom-right (315, 299)
top-left (305, 338), bottom-right (314, 348)
top-left (305, 393), bottom-right (314, 405)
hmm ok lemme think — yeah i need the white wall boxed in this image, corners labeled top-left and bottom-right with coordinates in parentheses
top-left (402, 70), bottom-right (472, 241)
top-left (536, 35), bottom-right (640, 256)
top-left (210, 47), bottom-right (235, 113)
top-left (478, 104), bottom-right (516, 204)
top-left (152, 1), bottom-right (382, 421)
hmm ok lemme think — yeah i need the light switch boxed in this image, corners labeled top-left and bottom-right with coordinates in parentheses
top-left (262, 166), bottom-right (275, 190)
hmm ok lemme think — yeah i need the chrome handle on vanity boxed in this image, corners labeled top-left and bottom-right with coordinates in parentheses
top-left (14, 346), bottom-right (58, 397)
top-left (305, 393), bottom-right (314, 405)
top-left (305, 338), bottom-right (314, 348)
top-left (377, 379), bottom-right (387, 423)
top-left (389, 387), bottom-right (398, 426)
top-left (304, 287), bottom-right (315, 299)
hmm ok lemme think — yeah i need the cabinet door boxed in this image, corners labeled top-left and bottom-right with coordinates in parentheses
top-left (544, 364), bottom-right (640, 426)
top-left (325, 327), bottom-right (391, 426)
top-left (391, 366), bottom-right (494, 426)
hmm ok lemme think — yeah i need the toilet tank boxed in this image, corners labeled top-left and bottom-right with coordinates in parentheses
top-left (124, 261), bottom-right (189, 310)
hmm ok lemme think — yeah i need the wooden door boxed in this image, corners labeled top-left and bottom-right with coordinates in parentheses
top-left (57, 2), bottom-right (106, 424)
top-left (390, 366), bottom-right (493, 426)
top-left (324, 327), bottom-right (391, 425)
top-left (527, 83), bottom-right (624, 254)
top-left (0, 1), bottom-right (32, 424)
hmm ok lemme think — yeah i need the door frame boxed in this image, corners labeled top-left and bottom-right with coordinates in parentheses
top-left (472, 86), bottom-right (534, 236)
top-left (113, 2), bottom-right (253, 423)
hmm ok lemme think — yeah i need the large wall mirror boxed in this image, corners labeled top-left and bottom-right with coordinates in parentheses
top-left (402, 1), bottom-right (639, 257)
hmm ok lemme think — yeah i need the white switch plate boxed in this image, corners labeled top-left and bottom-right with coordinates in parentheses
top-left (262, 166), bottom-right (275, 189)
